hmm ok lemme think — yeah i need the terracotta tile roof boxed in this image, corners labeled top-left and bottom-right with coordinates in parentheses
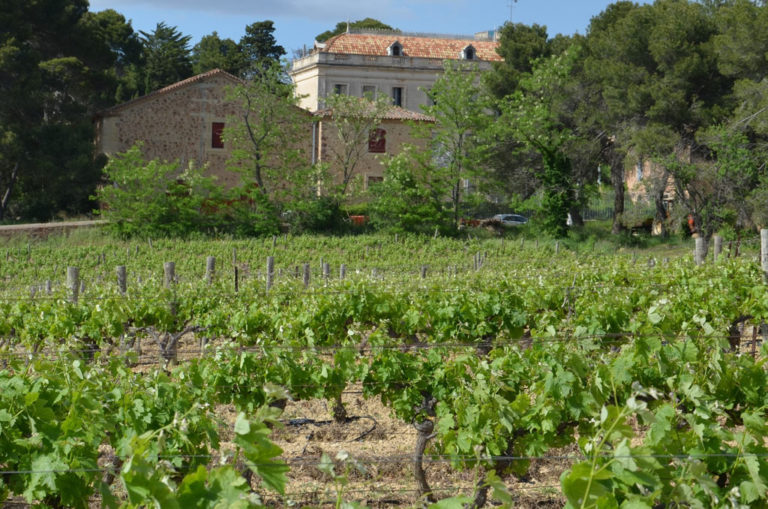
top-left (319, 33), bottom-right (502, 62)
top-left (314, 102), bottom-right (435, 122)
top-left (95, 69), bottom-right (243, 117)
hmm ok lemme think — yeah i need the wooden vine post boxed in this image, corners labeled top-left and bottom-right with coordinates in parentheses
top-left (266, 256), bottom-right (274, 292)
top-left (713, 235), bottom-right (722, 263)
top-left (67, 266), bottom-right (79, 304)
top-left (205, 256), bottom-right (215, 285)
top-left (761, 229), bottom-right (768, 284)
top-left (116, 265), bottom-right (127, 295)
top-left (694, 237), bottom-right (706, 266)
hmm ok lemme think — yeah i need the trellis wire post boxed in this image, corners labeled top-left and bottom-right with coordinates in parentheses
top-left (205, 256), bottom-right (215, 285)
top-left (163, 262), bottom-right (175, 288)
top-left (694, 237), bottom-right (706, 266)
top-left (67, 266), bottom-right (79, 304)
top-left (761, 229), bottom-right (768, 283)
top-left (266, 256), bottom-right (275, 291)
top-left (116, 266), bottom-right (127, 295)
top-left (713, 235), bottom-right (722, 263)
top-left (303, 263), bottom-right (310, 288)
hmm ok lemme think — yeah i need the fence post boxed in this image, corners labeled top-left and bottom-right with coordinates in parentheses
top-left (163, 262), bottom-right (176, 288)
top-left (421, 265), bottom-right (428, 279)
top-left (67, 266), bottom-right (79, 304)
top-left (303, 263), bottom-right (310, 289)
top-left (761, 229), bottom-right (768, 283)
top-left (695, 237), bottom-right (706, 266)
top-left (713, 235), bottom-right (722, 263)
top-left (340, 264), bottom-right (346, 280)
top-left (116, 265), bottom-right (127, 295)
top-left (205, 256), bottom-right (215, 285)
top-left (266, 256), bottom-right (274, 292)
top-left (323, 262), bottom-right (330, 280)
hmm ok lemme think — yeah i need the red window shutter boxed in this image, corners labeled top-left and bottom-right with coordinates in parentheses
top-left (212, 122), bottom-right (225, 148)
top-left (368, 128), bottom-right (386, 153)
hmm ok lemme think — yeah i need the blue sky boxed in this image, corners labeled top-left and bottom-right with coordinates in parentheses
top-left (88, 0), bottom-right (651, 58)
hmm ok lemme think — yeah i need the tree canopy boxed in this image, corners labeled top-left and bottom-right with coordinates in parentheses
top-left (315, 18), bottom-right (397, 42)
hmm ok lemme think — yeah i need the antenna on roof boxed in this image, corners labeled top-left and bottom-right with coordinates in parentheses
top-left (346, 20), bottom-right (350, 33)
top-left (508, 0), bottom-right (518, 22)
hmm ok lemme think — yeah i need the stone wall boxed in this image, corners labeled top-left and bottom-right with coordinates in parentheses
top-left (316, 118), bottom-right (430, 191)
top-left (97, 73), bottom-right (242, 187)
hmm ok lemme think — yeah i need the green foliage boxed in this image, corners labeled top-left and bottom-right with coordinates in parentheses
top-left (369, 148), bottom-right (451, 234)
top-left (224, 61), bottom-right (311, 199)
top-left (95, 143), bottom-right (279, 238)
top-left (485, 22), bottom-right (551, 99)
top-left (419, 61), bottom-right (490, 228)
top-left (494, 49), bottom-right (579, 237)
top-left (239, 21), bottom-right (285, 78)
top-left (320, 92), bottom-right (393, 198)
top-left (315, 18), bottom-right (396, 42)
top-left (192, 32), bottom-right (246, 76)
top-left (138, 22), bottom-right (193, 93)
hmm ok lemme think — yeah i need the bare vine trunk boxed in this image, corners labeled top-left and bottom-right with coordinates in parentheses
top-left (413, 419), bottom-right (436, 503)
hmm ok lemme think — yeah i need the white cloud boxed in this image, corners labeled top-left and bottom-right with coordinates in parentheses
top-left (89, 0), bottom-right (441, 23)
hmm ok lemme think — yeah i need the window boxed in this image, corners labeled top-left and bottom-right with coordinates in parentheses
top-left (462, 45), bottom-right (476, 60)
top-left (211, 122), bottom-right (225, 149)
top-left (367, 175), bottom-right (384, 188)
top-left (333, 83), bottom-right (348, 95)
top-left (362, 85), bottom-right (376, 98)
top-left (368, 128), bottom-right (386, 153)
top-left (392, 87), bottom-right (403, 107)
top-left (388, 41), bottom-right (403, 56)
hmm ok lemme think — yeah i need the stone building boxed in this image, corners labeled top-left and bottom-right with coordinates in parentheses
top-left (94, 68), bottom-right (431, 194)
top-left (312, 104), bottom-right (435, 191)
top-left (94, 69), bottom-right (248, 186)
top-left (289, 29), bottom-right (501, 112)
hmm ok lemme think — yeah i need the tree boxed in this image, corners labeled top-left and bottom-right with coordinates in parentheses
top-left (315, 18), bottom-right (396, 42)
top-left (223, 61), bottom-right (312, 202)
top-left (239, 21), bottom-right (285, 77)
top-left (0, 0), bottom-right (115, 221)
top-left (484, 22), bottom-right (551, 99)
top-left (418, 61), bottom-right (490, 228)
top-left (494, 49), bottom-right (581, 237)
top-left (139, 22), bottom-right (193, 93)
top-left (192, 32), bottom-right (246, 76)
top-left (319, 92), bottom-right (393, 198)
top-left (81, 9), bottom-right (143, 103)
top-left (369, 147), bottom-right (451, 234)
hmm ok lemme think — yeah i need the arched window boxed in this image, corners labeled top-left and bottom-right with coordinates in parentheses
top-left (388, 41), bottom-right (403, 56)
top-left (461, 45), bottom-right (476, 60)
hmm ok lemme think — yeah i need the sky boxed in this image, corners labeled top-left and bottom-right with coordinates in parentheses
top-left (88, 0), bottom-right (651, 58)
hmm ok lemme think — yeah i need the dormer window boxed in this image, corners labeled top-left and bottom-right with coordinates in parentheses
top-left (461, 45), bottom-right (476, 60)
top-left (388, 41), bottom-right (403, 57)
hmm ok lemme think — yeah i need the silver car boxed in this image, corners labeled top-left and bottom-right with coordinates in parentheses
top-left (492, 213), bottom-right (528, 226)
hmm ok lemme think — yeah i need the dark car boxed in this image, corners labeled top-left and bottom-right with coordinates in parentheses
top-left (492, 213), bottom-right (528, 226)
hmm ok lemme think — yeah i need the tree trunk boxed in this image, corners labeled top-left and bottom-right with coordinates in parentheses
top-left (0, 162), bottom-right (20, 221)
top-left (610, 155), bottom-right (625, 235)
top-left (568, 207), bottom-right (584, 228)
top-left (654, 186), bottom-right (668, 238)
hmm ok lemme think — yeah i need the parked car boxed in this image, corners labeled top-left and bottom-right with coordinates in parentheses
top-left (491, 213), bottom-right (528, 226)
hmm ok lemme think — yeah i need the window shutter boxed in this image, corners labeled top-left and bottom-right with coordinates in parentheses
top-left (368, 128), bottom-right (386, 153)
top-left (212, 122), bottom-right (225, 149)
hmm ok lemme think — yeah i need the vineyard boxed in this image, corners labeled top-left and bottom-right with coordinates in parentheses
top-left (2, 232), bottom-right (768, 508)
